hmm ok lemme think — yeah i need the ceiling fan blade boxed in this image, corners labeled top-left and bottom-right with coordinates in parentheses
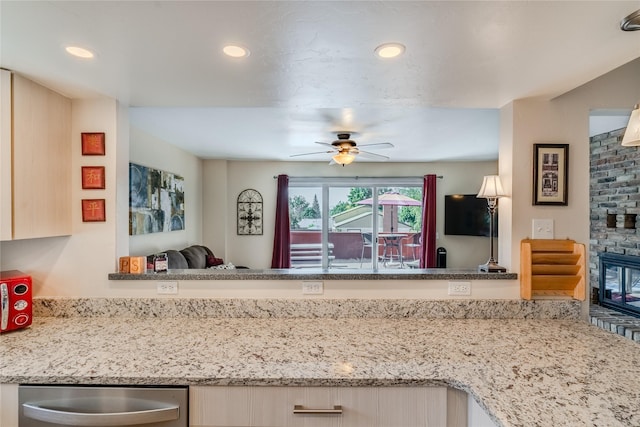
top-left (357, 142), bottom-right (394, 149)
top-left (314, 141), bottom-right (335, 148)
top-left (358, 150), bottom-right (390, 160)
top-left (290, 150), bottom-right (333, 158)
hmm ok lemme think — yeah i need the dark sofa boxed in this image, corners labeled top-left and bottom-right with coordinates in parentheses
top-left (147, 245), bottom-right (220, 270)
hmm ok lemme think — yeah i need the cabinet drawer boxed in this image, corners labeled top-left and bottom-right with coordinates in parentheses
top-left (190, 386), bottom-right (452, 427)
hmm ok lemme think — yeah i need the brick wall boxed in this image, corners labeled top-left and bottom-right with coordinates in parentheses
top-left (589, 127), bottom-right (640, 291)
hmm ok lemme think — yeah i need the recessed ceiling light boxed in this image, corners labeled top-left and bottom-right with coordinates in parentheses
top-left (223, 45), bottom-right (250, 58)
top-left (374, 43), bottom-right (406, 59)
top-left (65, 46), bottom-right (95, 59)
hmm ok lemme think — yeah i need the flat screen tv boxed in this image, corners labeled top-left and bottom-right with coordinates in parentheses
top-left (444, 194), bottom-right (495, 237)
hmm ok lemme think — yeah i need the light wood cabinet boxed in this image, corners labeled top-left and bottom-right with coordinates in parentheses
top-left (0, 384), bottom-right (19, 426)
top-left (520, 239), bottom-right (586, 300)
top-left (0, 70), bottom-right (71, 241)
top-left (190, 386), bottom-right (467, 427)
top-left (3, 384), bottom-right (469, 427)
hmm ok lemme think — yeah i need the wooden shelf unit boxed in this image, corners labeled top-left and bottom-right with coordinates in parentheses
top-left (520, 239), bottom-right (585, 300)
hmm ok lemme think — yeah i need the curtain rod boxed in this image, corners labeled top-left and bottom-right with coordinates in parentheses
top-left (273, 175), bottom-right (443, 179)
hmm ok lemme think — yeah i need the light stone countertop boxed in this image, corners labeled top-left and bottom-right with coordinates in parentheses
top-left (108, 268), bottom-right (518, 281)
top-left (1, 312), bottom-right (639, 427)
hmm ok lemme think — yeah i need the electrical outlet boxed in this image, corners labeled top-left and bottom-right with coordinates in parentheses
top-left (448, 281), bottom-right (471, 296)
top-left (157, 281), bottom-right (178, 294)
top-left (302, 281), bottom-right (323, 295)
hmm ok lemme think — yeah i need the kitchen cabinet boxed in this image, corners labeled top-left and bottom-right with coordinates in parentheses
top-left (0, 384), bottom-right (19, 426)
top-left (3, 384), bottom-right (469, 427)
top-left (190, 386), bottom-right (467, 427)
top-left (0, 70), bottom-right (71, 241)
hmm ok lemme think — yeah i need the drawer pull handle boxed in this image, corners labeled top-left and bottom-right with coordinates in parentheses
top-left (22, 401), bottom-right (179, 426)
top-left (293, 405), bottom-right (343, 415)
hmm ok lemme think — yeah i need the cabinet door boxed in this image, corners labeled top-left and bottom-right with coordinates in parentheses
top-left (11, 74), bottom-right (71, 239)
top-left (0, 70), bottom-right (12, 240)
top-left (190, 386), bottom-right (449, 427)
top-left (0, 384), bottom-right (19, 426)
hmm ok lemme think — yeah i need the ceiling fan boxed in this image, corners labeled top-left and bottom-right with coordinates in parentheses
top-left (290, 133), bottom-right (394, 165)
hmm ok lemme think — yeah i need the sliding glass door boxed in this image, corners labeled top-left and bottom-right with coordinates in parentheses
top-left (288, 177), bottom-right (422, 270)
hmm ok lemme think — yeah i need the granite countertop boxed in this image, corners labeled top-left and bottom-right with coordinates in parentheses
top-left (1, 310), bottom-right (638, 427)
top-left (108, 267), bottom-right (518, 281)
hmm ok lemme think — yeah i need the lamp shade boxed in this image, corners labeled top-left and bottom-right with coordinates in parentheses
top-left (477, 175), bottom-right (506, 199)
top-left (332, 152), bottom-right (355, 165)
top-left (621, 104), bottom-right (640, 146)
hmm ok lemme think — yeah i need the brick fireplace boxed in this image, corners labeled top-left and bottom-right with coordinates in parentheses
top-left (590, 127), bottom-right (640, 318)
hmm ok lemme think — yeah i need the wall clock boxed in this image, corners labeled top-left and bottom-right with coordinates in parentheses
top-left (237, 189), bottom-right (263, 235)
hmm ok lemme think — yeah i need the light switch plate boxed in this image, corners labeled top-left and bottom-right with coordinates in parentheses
top-left (532, 219), bottom-right (554, 239)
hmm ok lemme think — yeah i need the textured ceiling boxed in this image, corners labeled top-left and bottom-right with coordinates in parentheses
top-left (1, 1), bottom-right (638, 162)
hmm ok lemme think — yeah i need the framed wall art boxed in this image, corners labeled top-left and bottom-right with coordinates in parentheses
top-left (533, 143), bottom-right (569, 206)
top-left (129, 163), bottom-right (185, 235)
top-left (81, 166), bottom-right (105, 189)
top-left (81, 132), bottom-right (105, 155)
top-left (237, 189), bottom-right (263, 235)
top-left (82, 199), bottom-right (106, 222)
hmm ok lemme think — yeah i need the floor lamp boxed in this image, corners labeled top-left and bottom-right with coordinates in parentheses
top-left (477, 175), bottom-right (507, 272)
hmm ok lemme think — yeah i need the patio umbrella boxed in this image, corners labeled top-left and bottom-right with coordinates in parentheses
top-left (357, 192), bottom-right (421, 232)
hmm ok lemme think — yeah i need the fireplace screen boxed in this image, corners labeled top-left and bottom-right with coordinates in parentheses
top-left (599, 253), bottom-right (640, 317)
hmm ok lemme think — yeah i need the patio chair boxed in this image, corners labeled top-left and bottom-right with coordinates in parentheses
top-left (360, 232), bottom-right (379, 267)
top-left (402, 233), bottom-right (422, 262)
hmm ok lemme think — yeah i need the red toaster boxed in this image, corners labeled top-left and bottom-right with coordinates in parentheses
top-left (0, 270), bottom-right (32, 333)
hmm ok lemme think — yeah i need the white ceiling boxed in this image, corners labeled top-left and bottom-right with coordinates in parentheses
top-left (1, 1), bottom-right (638, 162)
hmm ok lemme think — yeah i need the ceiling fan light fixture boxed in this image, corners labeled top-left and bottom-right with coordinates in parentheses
top-left (374, 43), bottom-right (405, 58)
top-left (64, 46), bottom-right (95, 59)
top-left (333, 152), bottom-right (355, 166)
top-left (621, 104), bottom-right (640, 146)
top-left (620, 9), bottom-right (640, 31)
top-left (223, 44), bottom-right (250, 58)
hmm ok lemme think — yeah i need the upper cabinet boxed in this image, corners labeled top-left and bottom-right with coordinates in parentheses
top-left (0, 70), bottom-right (72, 240)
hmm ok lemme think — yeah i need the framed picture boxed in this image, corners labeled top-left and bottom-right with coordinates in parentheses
top-left (533, 143), bottom-right (569, 206)
top-left (81, 166), bottom-right (105, 189)
top-left (82, 199), bottom-right (106, 222)
top-left (81, 132), bottom-right (105, 155)
top-left (237, 189), bottom-right (263, 235)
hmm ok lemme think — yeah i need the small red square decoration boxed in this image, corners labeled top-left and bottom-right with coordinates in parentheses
top-left (81, 166), bottom-right (105, 189)
top-left (81, 132), bottom-right (105, 155)
top-left (82, 199), bottom-right (106, 222)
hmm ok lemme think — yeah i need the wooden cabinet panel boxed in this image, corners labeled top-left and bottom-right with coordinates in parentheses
top-left (0, 72), bottom-right (71, 240)
top-left (190, 386), bottom-right (453, 427)
top-left (0, 70), bottom-right (12, 240)
top-left (520, 239), bottom-right (586, 300)
top-left (0, 384), bottom-right (19, 426)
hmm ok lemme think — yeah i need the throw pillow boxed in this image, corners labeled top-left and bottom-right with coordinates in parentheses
top-left (206, 255), bottom-right (224, 267)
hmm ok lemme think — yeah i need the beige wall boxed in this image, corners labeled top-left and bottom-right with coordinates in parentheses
top-left (1, 58), bottom-right (638, 299)
top-left (0, 98), bottom-right (121, 297)
top-left (210, 160), bottom-right (498, 269)
top-left (128, 127), bottom-right (203, 257)
top-left (502, 58), bottom-right (640, 278)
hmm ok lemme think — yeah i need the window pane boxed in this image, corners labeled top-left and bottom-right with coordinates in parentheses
top-left (329, 186), bottom-right (375, 269)
top-left (289, 187), bottom-right (324, 268)
top-left (376, 187), bottom-right (422, 268)
top-left (288, 180), bottom-right (423, 270)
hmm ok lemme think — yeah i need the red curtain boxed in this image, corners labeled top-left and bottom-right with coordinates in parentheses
top-left (420, 174), bottom-right (437, 268)
top-left (271, 174), bottom-right (291, 268)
